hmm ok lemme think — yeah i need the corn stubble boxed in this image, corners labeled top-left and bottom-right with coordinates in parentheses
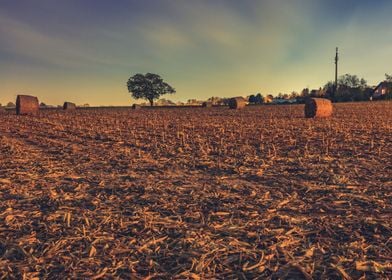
top-left (0, 102), bottom-right (391, 279)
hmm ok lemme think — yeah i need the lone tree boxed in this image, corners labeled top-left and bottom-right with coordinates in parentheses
top-left (127, 73), bottom-right (175, 106)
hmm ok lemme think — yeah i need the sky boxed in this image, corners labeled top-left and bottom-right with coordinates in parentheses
top-left (1, 0), bottom-right (392, 106)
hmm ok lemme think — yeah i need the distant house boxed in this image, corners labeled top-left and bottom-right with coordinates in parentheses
top-left (373, 81), bottom-right (392, 98)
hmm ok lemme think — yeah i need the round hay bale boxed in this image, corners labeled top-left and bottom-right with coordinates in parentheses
top-left (63, 102), bottom-right (76, 110)
top-left (202, 101), bottom-right (213, 108)
top-left (132, 104), bottom-right (141, 110)
top-left (16, 95), bottom-right (39, 115)
top-left (228, 97), bottom-right (246, 109)
top-left (304, 98), bottom-right (333, 118)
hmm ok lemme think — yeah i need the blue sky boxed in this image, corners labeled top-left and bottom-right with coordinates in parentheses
top-left (1, 0), bottom-right (392, 105)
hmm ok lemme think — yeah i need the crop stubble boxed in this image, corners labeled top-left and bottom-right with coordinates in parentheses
top-left (0, 102), bottom-right (391, 279)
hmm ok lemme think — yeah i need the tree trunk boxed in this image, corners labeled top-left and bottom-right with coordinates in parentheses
top-left (149, 99), bottom-right (154, 107)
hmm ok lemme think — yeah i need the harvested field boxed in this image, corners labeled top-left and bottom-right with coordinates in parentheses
top-left (0, 101), bottom-right (391, 279)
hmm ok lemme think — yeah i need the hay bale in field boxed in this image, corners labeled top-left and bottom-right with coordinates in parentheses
top-left (132, 104), bottom-right (141, 110)
top-left (16, 95), bottom-right (39, 115)
top-left (63, 102), bottom-right (76, 110)
top-left (304, 98), bottom-right (333, 118)
top-left (228, 97), bottom-right (246, 109)
top-left (202, 101), bottom-right (213, 108)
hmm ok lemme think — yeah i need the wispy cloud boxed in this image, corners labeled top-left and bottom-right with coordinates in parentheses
top-left (0, 13), bottom-right (132, 71)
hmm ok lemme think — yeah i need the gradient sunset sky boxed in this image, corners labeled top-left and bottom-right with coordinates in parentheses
top-left (1, 0), bottom-right (391, 106)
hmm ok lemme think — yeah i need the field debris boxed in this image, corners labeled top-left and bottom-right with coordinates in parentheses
top-left (0, 102), bottom-right (391, 278)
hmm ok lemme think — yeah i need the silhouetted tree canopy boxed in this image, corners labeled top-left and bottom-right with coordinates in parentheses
top-left (323, 81), bottom-right (334, 98)
top-left (248, 95), bottom-right (257, 104)
top-left (127, 73), bottom-right (175, 106)
top-left (255, 93), bottom-right (264, 104)
top-left (338, 74), bottom-right (367, 89)
top-left (248, 93), bottom-right (264, 104)
top-left (322, 74), bottom-right (371, 102)
top-left (301, 88), bottom-right (310, 97)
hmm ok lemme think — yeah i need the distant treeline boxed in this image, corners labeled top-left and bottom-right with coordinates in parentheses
top-left (247, 73), bottom-right (392, 105)
top-left (299, 73), bottom-right (392, 103)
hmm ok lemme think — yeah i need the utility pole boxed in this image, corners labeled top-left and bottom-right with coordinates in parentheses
top-left (333, 47), bottom-right (339, 100)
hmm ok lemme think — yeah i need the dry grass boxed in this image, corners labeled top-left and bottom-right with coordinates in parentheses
top-left (0, 101), bottom-right (391, 279)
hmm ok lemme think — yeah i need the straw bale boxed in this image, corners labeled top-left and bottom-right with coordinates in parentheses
top-left (228, 97), bottom-right (246, 109)
top-left (304, 98), bottom-right (333, 118)
top-left (16, 95), bottom-right (39, 115)
top-left (63, 102), bottom-right (76, 110)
